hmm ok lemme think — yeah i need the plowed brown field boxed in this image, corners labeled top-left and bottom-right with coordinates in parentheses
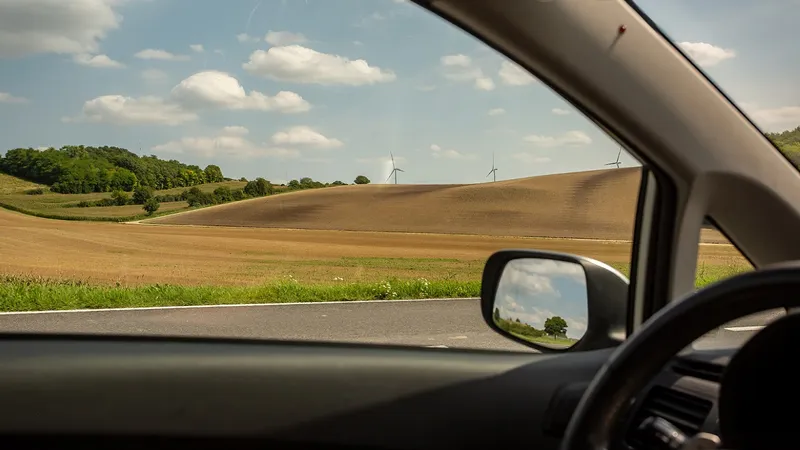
top-left (148, 168), bottom-right (654, 240)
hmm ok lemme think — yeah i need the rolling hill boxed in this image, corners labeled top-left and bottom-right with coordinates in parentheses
top-left (149, 168), bottom-right (648, 241)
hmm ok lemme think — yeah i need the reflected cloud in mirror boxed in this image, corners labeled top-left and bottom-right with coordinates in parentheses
top-left (492, 258), bottom-right (589, 348)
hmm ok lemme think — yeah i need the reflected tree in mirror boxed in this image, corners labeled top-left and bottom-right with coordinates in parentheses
top-left (492, 258), bottom-right (589, 349)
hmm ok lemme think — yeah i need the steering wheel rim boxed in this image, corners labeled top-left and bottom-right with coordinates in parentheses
top-left (558, 263), bottom-right (800, 450)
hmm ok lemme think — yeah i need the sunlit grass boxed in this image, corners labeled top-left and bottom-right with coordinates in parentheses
top-left (0, 260), bottom-right (751, 312)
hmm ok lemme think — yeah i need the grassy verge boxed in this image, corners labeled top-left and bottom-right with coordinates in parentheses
top-left (0, 262), bottom-right (750, 312)
top-left (0, 276), bottom-right (480, 312)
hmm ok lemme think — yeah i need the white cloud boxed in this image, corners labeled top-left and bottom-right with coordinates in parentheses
top-left (67, 71), bottom-right (310, 125)
top-left (488, 108), bottom-right (506, 116)
top-left (475, 77), bottom-right (495, 91)
top-left (430, 143), bottom-right (475, 160)
top-left (271, 126), bottom-right (343, 149)
top-left (222, 126), bottom-right (249, 136)
top-left (677, 42), bottom-right (735, 67)
top-left (0, 0), bottom-right (120, 57)
top-left (152, 135), bottom-right (298, 159)
top-left (512, 153), bottom-right (551, 164)
top-left (743, 104), bottom-right (800, 132)
top-left (134, 49), bottom-right (190, 61)
top-left (243, 45), bottom-right (396, 86)
top-left (417, 85), bottom-right (436, 92)
top-left (236, 33), bottom-right (261, 43)
top-left (170, 70), bottom-right (311, 113)
top-left (440, 54), bottom-right (495, 91)
top-left (141, 68), bottom-right (168, 81)
top-left (64, 95), bottom-right (198, 126)
top-left (0, 92), bottom-right (29, 104)
top-left (498, 60), bottom-right (535, 86)
top-left (524, 130), bottom-right (592, 147)
top-left (551, 108), bottom-right (570, 116)
top-left (72, 53), bottom-right (124, 68)
top-left (189, 44), bottom-right (204, 53)
top-left (265, 30), bottom-right (307, 46)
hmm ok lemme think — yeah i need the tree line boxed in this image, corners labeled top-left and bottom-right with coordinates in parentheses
top-left (493, 308), bottom-right (570, 339)
top-left (0, 146), bottom-right (225, 194)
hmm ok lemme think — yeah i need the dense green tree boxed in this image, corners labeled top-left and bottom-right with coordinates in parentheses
top-left (111, 190), bottom-right (129, 206)
top-left (544, 316), bottom-right (568, 337)
top-left (143, 198), bottom-right (160, 215)
top-left (132, 186), bottom-right (154, 205)
top-left (354, 175), bottom-right (370, 185)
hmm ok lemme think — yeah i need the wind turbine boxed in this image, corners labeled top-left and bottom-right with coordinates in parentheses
top-left (486, 152), bottom-right (498, 182)
top-left (386, 151), bottom-right (404, 184)
top-left (605, 147), bottom-right (622, 168)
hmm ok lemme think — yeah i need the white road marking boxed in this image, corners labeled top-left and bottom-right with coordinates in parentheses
top-left (724, 325), bottom-right (764, 332)
top-left (426, 345), bottom-right (449, 348)
top-left (0, 297), bottom-right (480, 316)
top-left (448, 335), bottom-right (468, 340)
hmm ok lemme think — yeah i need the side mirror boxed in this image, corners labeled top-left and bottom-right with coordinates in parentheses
top-left (480, 249), bottom-right (629, 352)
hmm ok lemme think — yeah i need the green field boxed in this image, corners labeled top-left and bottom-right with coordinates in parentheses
top-left (0, 173), bottom-right (258, 221)
top-left (0, 174), bottom-right (301, 221)
top-left (0, 262), bottom-right (750, 312)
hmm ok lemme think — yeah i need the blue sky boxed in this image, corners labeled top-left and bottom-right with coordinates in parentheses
top-left (0, 0), bottom-right (797, 184)
top-left (494, 258), bottom-right (589, 339)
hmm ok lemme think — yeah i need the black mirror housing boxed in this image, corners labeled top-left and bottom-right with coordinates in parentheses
top-left (480, 249), bottom-right (629, 353)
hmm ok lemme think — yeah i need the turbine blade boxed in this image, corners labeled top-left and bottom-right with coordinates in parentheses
top-left (605, 162), bottom-right (615, 166)
top-left (616, 148), bottom-right (622, 162)
top-left (385, 170), bottom-right (394, 182)
top-left (397, 168), bottom-right (405, 172)
top-left (487, 169), bottom-right (494, 177)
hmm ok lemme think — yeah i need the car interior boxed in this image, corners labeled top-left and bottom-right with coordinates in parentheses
top-left (3, 1), bottom-right (800, 449)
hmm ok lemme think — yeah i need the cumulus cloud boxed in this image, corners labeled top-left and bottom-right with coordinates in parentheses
top-left (265, 30), bottom-right (307, 46)
top-left (0, 0), bottom-right (121, 58)
top-left (524, 130), bottom-right (592, 147)
top-left (66, 71), bottom-right (311, 125)
top-left (72, 53), bottom-right (124, 68)
top-left (222, 125), bottom-right (249, 136)
top-left (271, 126), bottom-right (343, 149)
top-left (440, 54), bottom-right (495, 91)
top-left (0, 92), bottom-right (29, 104)
top-left (551, 108), bottom-right (570, 116)
top-left (677, 42), bottom-right (735, 67)
top-left (134, 49), bottom-right (190, 61)
top-left (243, 45), bottom-right (396, 86)
top-left (189, 44), bottom-right (204, 53)
top-left (170, 70), bottom-right (311, 113)
top-left (488, 108), bottom-right (506, 116)
top-left (152, 135), bottom-right (299, 160)
top-left (430, 143), bottom-right (475, 160)
top-left (63, 95), bottom-right (198, 126)
top-left (498, 60), bottom-right (535, 86)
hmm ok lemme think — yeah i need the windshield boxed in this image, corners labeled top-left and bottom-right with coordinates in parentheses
top-left (0, 0), bottom-right (784, 352)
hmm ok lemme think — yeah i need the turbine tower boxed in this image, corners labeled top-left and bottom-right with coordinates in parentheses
top-left (605, 147), bottom-right (622, 168)
top-left (386, 151), bottom-right (404, 184)
top-left (486, 152), bottom-right (498, 182)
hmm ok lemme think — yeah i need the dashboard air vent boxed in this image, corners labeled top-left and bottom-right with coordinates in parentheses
top-left (672, 358), bottom-right (724, 383)
top-left (626, 386), bottom-right (713, 448)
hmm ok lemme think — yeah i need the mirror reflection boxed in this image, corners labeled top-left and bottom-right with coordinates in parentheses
top-left (492, 258), bottom-right (589, 348)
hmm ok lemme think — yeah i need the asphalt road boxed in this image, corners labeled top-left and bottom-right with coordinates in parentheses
top-left (0, 299), bottom-right (783, 352)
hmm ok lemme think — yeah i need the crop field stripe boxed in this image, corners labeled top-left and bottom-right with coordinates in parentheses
top-left (0, 297), bottom-right (481, 316)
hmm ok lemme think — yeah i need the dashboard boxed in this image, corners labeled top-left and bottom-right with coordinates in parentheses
top-left (0, 334), bottom-right (733, 450)
top-left (620, 350), bottom-right (729, 449)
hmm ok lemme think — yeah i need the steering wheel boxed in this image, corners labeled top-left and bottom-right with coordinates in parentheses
top-left (559, 263), bottom-right (800, 450)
